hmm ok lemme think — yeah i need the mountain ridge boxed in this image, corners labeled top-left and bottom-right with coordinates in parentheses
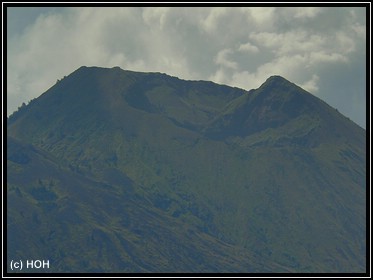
top-left (7, 66), bottom-right (366, 273)
top-left (9, 66), bottom-right (365, 132)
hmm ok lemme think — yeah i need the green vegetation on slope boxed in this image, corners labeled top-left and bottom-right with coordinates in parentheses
top-left (7, 67), bottom-right (366, 273)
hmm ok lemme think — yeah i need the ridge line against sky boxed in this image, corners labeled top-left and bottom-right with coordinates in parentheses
top-left (6, 5), bottom-right (367, 128)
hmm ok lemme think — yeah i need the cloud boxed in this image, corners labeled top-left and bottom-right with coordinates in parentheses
top-left (6, 7), bottom-right (366, 128)
top-left (249, 30), bottom-right (326, 56)
top-left (142, 7), bottom-right (170, 30)
top-left (238, 42), bottom-right (259, 53)
top-left (200, 7), bottom-right (228, 33)
top-left (301, 74), bottom-right (320, 93)
top-left (230, 54), bottom-right (310, 90)
top-left (209, 68), bottom-right (229, 85)
top-left (215, 49), bottom-right (238, 69)
top-left (308, 51), bottom-right (348, 65)
top-left (241, 7), bottom-right (276, 29)
top-left (292, 7), bottom-right (322, 19)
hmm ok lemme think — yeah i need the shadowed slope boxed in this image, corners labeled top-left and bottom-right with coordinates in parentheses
top-left (7, 66), bottom-right (366, 273)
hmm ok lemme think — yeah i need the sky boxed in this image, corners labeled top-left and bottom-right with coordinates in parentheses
top-left (6, 6), bottom-right (367, 128)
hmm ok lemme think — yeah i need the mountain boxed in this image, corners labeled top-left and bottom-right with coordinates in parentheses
top-left (7, 66), bottom-right (366, 273)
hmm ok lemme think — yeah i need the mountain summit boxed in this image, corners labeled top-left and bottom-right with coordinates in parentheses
top-left (7, 66), bottom-right (366, 273)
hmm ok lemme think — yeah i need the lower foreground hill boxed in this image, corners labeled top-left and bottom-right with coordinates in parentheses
top-left (7, 66), bottom-right (366, 273)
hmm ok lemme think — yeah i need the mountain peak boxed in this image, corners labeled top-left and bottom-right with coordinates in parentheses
top-left (258, 75), bottom-right (299, 92)
top-left (206, 74), bottom-right (330, 139)
top-left (7, 66), bottom-right (366, 273)
top-left (266, 75), bottom-right (289, 82)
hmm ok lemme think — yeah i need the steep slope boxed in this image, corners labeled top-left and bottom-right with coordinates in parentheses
top-left (9, 136), bottom-right (285, 273)
top-left (205, 75), bottom-right (363, 145)
top-left (7, 66), bottom-right (366, 273)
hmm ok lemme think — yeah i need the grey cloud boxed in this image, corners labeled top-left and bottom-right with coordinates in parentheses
top-left (7, 6), bottom-right (366, 128)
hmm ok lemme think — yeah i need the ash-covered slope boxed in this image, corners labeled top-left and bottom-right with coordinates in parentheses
top-left (7, 66), bottom-right (366, 273)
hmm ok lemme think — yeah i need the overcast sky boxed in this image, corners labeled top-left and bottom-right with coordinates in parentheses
top-left (7, 6), bottom-right (366, 128)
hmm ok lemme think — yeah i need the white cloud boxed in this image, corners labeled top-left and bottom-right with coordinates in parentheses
top-left (249, 30), bottom-right (326, 56)
top-left (351, 23), bottom-right (366, 39)
top-left (215, 49), bottom-right (238, 69)
top-left (308, 51), bottom-right (348, 65)
top-left (142, 7), bottom-right (170, 30)
top-left (200, 7), bottom-right (228, 33)
top-left (241, 7), bottom-right (276, 29)
top-left (335, 31), bottom-right (356, 53)
top-left (301, 74), bottom-right (320, 93)
top-left (238, 41), bottom-right (259, 53)
top-left (6, 7), bottom-right (366, 128)
top-left (209, 68), bottom-right (230, 85)
top-left (292, 7), bottom-right (322, 19)
top-left (212, 54), bottom-right (310, 91)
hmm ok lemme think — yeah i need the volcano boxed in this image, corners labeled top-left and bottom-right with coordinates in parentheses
top-left (7, 66), bottom-right (366, 273)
